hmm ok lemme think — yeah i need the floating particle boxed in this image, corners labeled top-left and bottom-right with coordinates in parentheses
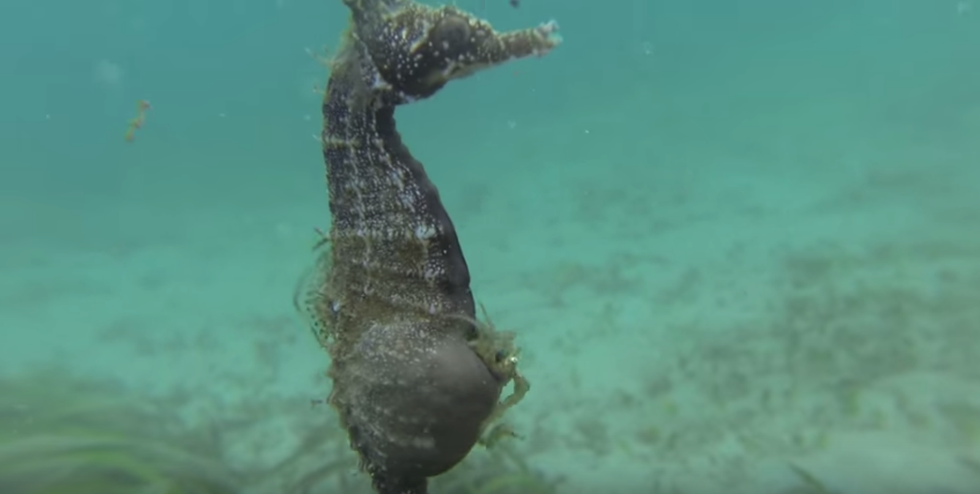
top-left (124, 99), bottom-right (151, 143)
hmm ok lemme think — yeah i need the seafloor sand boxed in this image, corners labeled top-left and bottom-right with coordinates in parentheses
top-left (2, 82), bottom-right (979, 494)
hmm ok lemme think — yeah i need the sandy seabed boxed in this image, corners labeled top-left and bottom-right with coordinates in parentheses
top-left (2, 91), bottom-right (979, 494)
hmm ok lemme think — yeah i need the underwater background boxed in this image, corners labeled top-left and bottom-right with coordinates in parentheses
top-left (1, 0), bottom-right (979, 492)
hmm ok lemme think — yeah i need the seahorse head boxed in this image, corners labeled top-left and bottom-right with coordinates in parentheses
top-left (346, 3), bottom-right (561, 101)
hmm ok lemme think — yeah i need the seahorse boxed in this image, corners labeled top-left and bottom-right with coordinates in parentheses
top-left (301, 1), bottom-right (561, 493)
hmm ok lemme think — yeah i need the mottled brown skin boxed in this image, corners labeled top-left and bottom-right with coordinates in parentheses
top-left (304, 1), bottom-right (559, 493)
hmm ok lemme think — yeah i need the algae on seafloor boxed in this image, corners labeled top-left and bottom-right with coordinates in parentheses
top-left (0, 371), bottom-right (244, 494)
top-left (431, 442), bottom-right (558, 494)
top-left (0, 368), bottom-right (557, 494)
top-left (279, 418), bottom-right (559, 494)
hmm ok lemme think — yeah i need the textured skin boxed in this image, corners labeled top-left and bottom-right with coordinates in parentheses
top-left (305, 1), bottom-right (560, 493)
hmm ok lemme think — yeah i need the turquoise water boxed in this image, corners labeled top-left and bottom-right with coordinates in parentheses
top-left (1, 0), bottom-right (979, 493)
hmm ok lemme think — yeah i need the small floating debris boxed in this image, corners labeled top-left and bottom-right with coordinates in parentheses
top-left (124, 99), bottom-right (152, 143)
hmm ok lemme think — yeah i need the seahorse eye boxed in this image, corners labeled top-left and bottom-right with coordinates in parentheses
top-left (436, 16), bottom-right (469, 45)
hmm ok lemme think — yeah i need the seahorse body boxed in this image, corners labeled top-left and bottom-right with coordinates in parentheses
top-left (304, 1), bottom-right (560, 493)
